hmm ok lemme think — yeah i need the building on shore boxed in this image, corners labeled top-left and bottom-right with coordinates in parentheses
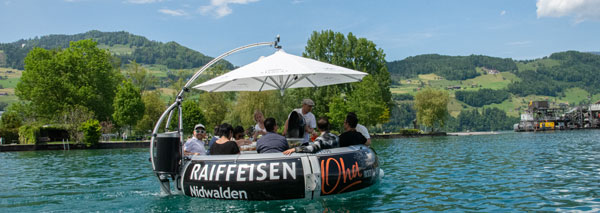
top-left (514, 100), bottom-right (600, 132)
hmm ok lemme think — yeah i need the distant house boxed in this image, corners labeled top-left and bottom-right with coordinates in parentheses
top-left (482, 67), bottom-right (499, 74)
top-left (446, 86), bottom-right (461, 90)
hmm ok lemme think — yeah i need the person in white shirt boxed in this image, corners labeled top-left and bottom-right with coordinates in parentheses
top-left (283, 98), bottom-right (317, 143)
top-left (184, 124), bottom-right (207, 155)
top-left (355, 123), bottom-right (371, 146)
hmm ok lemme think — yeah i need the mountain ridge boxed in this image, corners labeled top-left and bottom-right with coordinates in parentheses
top-left (0, 30), bottom-right (233, 70)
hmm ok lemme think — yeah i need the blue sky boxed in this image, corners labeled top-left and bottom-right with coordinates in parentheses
top-left (1, 0), bottom-right (599, 66)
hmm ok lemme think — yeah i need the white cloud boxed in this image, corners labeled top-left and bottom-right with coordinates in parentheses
top-left (537, 0), bottom-right (600, 22)
top-left (158, 9), bottom-right (188, 16)
top-left (506, 41), bottom-right (531, 46)
top-left (500, 10), bottom-right (506, 16)
top-left (199, 0), bottom-right (259, 18)
top-left (125, 0), bottom-right (163, 4)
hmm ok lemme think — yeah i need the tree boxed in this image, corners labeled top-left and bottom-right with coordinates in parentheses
top-left (181, 99), bottom-right (205, 135)
top-left (60, 105), bottom-right (94, 143)
top-left (81, 119), bottom-right (102, 147)
top-left (301, 30), bottom-right (392, 128)
top-left (199, 92), bottom-right (228, 131)
top-left (126, 61), bottom-right (158, 94)
top-left (113, 80), bottom-right (145, 133)
top-left (0, 110), bottom-right (22, 129)
top-left (135, 91), bottom-right (166, 134)
top-left (226, 91), bottom-right (286, 128)
top-left (346, 75), bottom-right (390, 126)
top-left (326, 75), bottom-right (390, 130)
top-left (414, 88), bottom-right (449, 132)
top-left (16, 39), bottom-right (122, 121)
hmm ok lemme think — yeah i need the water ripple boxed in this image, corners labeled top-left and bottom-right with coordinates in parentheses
top-left (0, 130), bottom-right (599, 211)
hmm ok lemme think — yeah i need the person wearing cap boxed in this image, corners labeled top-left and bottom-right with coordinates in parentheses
top-left (183, 124), bottom-right (208, 156)
top-left (283, 98), bottom-right (317, 143)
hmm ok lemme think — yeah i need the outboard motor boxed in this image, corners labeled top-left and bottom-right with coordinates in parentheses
top-left (152, 131), bottom-right (181, 194)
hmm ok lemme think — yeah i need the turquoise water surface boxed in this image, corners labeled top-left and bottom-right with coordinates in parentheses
top-left (1, 130), bottom-right (599, 212)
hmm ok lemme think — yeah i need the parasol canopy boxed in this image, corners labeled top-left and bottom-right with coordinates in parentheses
top-left (192, 49), bottom-right (368, 95)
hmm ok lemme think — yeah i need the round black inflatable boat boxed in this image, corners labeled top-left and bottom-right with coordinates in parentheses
top-left (152, 132), bottom-right (382, 200)
top-left (148, 37), bottom-right (383, 200)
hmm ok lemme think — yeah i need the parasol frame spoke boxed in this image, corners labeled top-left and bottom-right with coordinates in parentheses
top-left (268, 76), bottom-right (283, 90)
top-left (253, 77), bottom-right (278, 91)
top-left (305, 75), bottom-right (318, 88)
top-left (286, 74), bottom-right (310, 88)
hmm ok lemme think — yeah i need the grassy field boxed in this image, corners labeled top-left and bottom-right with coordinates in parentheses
top-left (461, 72), bottom-right (519, 90)
top-left (515, 58), bottom-right (560, 72)
top-left (0, 68), bottom-right (22, 105)
top-left (98, 44), bottom-right (134, 56)
top-left (389, 65), bottom-right (600, 118)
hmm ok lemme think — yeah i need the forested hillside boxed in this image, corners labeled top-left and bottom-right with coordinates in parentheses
top-left (508, 51), bottom-right (600, 96)
top-left (0, 30), bottom-right (233, 70)
top-left (387, 54), bottom-right (517, 80)
top-left (387, 50), bottom-right (600, 132)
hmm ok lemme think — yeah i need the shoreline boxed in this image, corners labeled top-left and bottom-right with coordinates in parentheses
top-left (2, 132), bottom-right (457, 152)
top-left (446, 131), bottom-right (500, 136)
top-left (0, 141), bottom-right (150, 152)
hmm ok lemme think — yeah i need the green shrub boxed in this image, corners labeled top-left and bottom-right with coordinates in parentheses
top-left (18, 124), bottom-right (41, 144)
top-left (81, 119), bottom-right (101, 147)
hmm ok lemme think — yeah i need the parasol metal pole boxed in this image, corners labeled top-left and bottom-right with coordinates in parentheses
top-left (149, 36), bottom-right (282, 194)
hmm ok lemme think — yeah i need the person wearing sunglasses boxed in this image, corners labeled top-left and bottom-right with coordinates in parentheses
top-left (184, 124), bottom-right (208, 156)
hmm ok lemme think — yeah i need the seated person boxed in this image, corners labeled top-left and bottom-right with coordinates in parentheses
top-left (183, 124), bottom-right (208, 155)
top-left (339, 113), bottom-right (367, 147)
top-left (233, 126), bottom-right (252, 147)
top-left (257, 118), bottom-right (289, 153)
top-left (209, 123), bottom-right (240, 155)
top-left (349, 112), bottom-right (372, 146)
top-left (208, 126), bottom-right (219, 149)
top-left (252, 110), bottom-right (267, 141)
top-left (283, 117), bottom-right (339, 155)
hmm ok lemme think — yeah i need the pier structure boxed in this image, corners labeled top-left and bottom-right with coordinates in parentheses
top-left (514, 100), bottom-right (600, 132)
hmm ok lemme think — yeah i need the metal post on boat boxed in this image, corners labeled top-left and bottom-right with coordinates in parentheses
top-left (148, 36), bottom-right (281, 195)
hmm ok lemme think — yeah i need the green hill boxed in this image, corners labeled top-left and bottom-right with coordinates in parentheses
top-left (0, 30), bottom-right (233, 70)
top-left (387, 51), bottom-right (600, 131)
top-left (387, 54), bottom-right (517, 81)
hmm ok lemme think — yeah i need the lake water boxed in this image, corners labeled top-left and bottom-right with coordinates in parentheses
top-left (1, 130), bottom-right (599, 212)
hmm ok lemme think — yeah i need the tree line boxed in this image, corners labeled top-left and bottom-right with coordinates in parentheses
top-left (387, 54), bottom-right (517, 80)
top-left (445, 108), bottom-right (519, 132)
top-left (508, 51), bottom-right (600, 96)
top-left (455, 89), bottom-right (511, 107)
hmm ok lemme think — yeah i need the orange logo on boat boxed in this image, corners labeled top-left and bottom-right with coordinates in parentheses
top-left (321, 157), bottom-right (362, 195)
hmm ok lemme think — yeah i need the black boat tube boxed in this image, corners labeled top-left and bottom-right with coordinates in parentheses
top-left (180, 145), bottom-right (382, 200)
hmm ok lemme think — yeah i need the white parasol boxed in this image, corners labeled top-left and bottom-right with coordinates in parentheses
top-left (192, 49), bottom-right (368, 95)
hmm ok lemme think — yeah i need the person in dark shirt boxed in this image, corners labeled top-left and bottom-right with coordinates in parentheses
top-left (209, 123), bottom-right (240, 155)
top-left (339, 112), bottom-right (367, 147)
top-left (257, 117), bottom-right (289, 153)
